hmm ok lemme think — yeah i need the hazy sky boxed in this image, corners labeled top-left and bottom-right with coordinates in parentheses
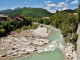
top-left (0, 0), bottom-right (79, 13)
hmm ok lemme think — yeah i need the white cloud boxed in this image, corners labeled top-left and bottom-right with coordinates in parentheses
top-left (64, 3), bottom-right (68, 6)
top-left (51, 10), bottom-right (56, 13)
top-left (44, 7), bottom-right (50, 12)
top-left (58, 2), bottom-right (68, 7)
top-left (26, 6), bottom-right (28, 7)
top-left (4, 8), bottom-right (6, 9)
top-left (62, 7), bottom-right (68, 10)
top-left (74, 7), bottom-right (78, 9)
top-left (71, 0), bottom-right (78, 4)
top-left (43, 1), bottom-right (52, 4)
top-left (25, 2), bottom-right (28, 3)
top-left (0, 10), bottom-right (1, 11)
top-left (39, 4), bottom-right (43, 6)
top-left (47, 3), bottom-right (57, 7)
top-left (35, 6), bottom-right (37, 7)
top-left (58, 9), bottom-right (61, 11)
top-left (65, 0), bottom-right (68, 2)
top-left (11, 7), bottom-right (15, 10)
top-left (44, 7), bottom-right (50, 10)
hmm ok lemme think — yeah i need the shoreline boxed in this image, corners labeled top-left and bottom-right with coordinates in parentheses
top-left (64, 43), bottom-right (77, 60)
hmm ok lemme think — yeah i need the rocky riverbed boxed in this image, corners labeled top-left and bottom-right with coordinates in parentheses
top-left (0, 26), bottom-right (51, 60)
top-left (64, 43), bottom-right (77, 60)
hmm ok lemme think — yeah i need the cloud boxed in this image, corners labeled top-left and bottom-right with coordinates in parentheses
top-left (25, 2), bottom-right (28, 3)
top-left (51, 10), bottom-right (56, 13)
top-left (26, 6), bottom-right (28, 7)
top-left (57, 2), bottom-right (68, 7)
top-left (71, 0), bottom-right (78, 4)
top-left (4, 8), bottom-right (6, 9)
top-left (74, 7), bottom-right (78, 9)
top-left (47, 3), bottom-right (57, 7)
top-left (35, 6), bottom-right (37, 7)
top-left (64, 3), bottom-right (68, 6)
top-left (44, 7), bottom-right (50, 12)
top-left (58, 9), bottom-right (61, 11)
top-left (44, 7), bottom-right (50, 10)
top-left (11, 7), bottom-right (15, 10)
top-left (43, 1), bottom-right (52, 4)
top-left (62, 7), bottom-right (68, 10)
top-left (65, 0), bottom-right (68, 2)
top-left (39, 4), bottom-right (43, 6)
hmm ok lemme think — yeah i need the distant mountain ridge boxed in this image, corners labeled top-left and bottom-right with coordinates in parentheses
top-left (0, 7), bottom-right (53, 18)
top-left (0, 7), bottom-right (78, 18)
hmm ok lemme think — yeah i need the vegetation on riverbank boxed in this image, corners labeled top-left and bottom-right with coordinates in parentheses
top-left (33, 6), bottom-right (79, 51)
top-left (0, 16), bottom-right (39, 36)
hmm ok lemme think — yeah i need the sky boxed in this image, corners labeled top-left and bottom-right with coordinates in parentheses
top-left (0, 0), bottom-right (80, 13)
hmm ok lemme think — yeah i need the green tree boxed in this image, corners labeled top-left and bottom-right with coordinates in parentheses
top-left (56, 10), bottom-right (59, 13)
top-left (77, 3), bottom-right (80, 21)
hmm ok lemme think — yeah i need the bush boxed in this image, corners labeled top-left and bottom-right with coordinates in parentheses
top-left (15, 29), bottom-right (21, 33)
top-left (22, 25), bottom-right (28, 30)
top-left (31, 24), bottom-right (39, 29)
top-left (0, 25), bottom-right (3, 29)
top-left (40, 25), bottom-right (43, 27)
top-left (0, 29), bottom-right (6, 36)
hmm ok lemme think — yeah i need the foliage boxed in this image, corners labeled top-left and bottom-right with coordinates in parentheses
top-left (77, 3), bottom-right (80, 21)
top-left (15, 29), bottom-right (21, 33)
top-left (21, 16), bottom-right (32, 26)
top-left (40, 25), bottom-right (43, 27)
top-left (31, 23), bottom-right (39, 29)
top-left (0, 18), bottom-right (2, 21)
top-left (0, 25), bottom-right (3, 29)
top-left (56, 10), bottom-right (59, 13)
top-left (22, 25), bottom-right (28, 30)
top-left (2, 8), bottom-right (53, 18)
top-left (0, 29), bottom-right (5, 36)
top-left (60, 9), bottom-right (77, 13)
top-left (34, 11), bottom-right (78, 51)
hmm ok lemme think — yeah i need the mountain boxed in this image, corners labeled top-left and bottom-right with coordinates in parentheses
top-left (0, 7), bottom-right (53, 18)
top-left (0, 9), bottom-right (12, 13)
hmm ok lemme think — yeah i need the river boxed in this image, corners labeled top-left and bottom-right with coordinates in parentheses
top-left (10, 25), bottom-right (65, 60)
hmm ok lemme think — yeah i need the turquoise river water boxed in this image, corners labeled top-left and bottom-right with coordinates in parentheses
top-left (10, 25), bottom-right (65, 60)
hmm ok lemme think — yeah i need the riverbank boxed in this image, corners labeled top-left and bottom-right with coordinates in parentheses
top-left (0, 25), bottom-right (51, 60)
top-left (64, 43), bottom-right (77, 60)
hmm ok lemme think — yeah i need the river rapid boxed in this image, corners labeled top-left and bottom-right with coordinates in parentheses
top-left (11, 25), bottom-right (66, 60)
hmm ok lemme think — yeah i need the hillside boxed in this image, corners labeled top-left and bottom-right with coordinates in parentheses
top-left (0, 7), bottom-right (53, 18)
top-left (60, 9), bottom-right (77, 13)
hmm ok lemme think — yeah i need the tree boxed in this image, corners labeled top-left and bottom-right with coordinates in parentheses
top-left (77, 3), bottom-right (80, 22)
top-left (56, 10), bottom-right (59, 13)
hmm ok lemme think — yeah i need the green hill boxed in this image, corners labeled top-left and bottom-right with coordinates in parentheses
top-left (1, 7), bottom-right (53, 18)
top-left (60, 9), bottom-right (77, 13)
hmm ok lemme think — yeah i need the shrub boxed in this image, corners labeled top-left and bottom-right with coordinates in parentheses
top-left (40, 25), bottom-right (43, 27)
top-left (22, 25), bottom-right (28, 30)
top-left (0, 25), bottom-right (3, 29)
top-left (15, 29), bottom-right (21, 33)
top-left (0, 29), bottom-right (6, 36)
